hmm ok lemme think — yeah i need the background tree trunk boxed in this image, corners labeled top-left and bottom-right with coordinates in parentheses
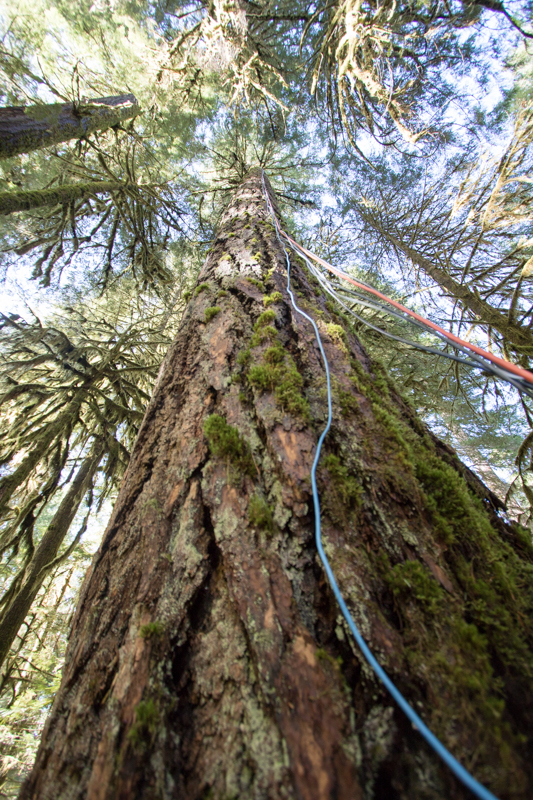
top-left (0, 94), bottom-right (139, 159)
top-left (360, 213), bottom-right (533, 356)
top-left (20, 170), bottom-right (533, 800)
top-left (0, 180), bottom-right (121, 215)
top-left (0, 440), bottom-right (104, 668)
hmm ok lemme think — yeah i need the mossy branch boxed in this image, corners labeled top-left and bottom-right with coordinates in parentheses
top-left (0, 181), bottom-right (121, 216)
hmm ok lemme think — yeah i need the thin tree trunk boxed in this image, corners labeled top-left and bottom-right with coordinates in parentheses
top-left (362, 214), bottom-right (533, 355)
top-left (0, 180), bottom-right (121, 215)
top-left (0, 441), bottom-right (103, 669)
top-left (3, 566), bottom-right (73, 703)
top-left (21, 169), bottom-right (533, 800)
top-left (0, 94), bottom-right (139, 159)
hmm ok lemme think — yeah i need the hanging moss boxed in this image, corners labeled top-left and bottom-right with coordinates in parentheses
top-left (0, 181), bottom-right (119, 216)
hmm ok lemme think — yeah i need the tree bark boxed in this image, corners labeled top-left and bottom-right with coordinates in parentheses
top-left (0, 180), bottom-right (121, 215)
top-left (20, 169), bottom-right (533, 800)
top-left (0, 94), bottom-right (139, 160)
top-left (0, 440), bottom-right (104, 669)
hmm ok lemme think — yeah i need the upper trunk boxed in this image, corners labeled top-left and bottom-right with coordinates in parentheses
top-left (20, 169), bottom-right (533, 800)
top-left (0, 94), bottom-right (139, 159)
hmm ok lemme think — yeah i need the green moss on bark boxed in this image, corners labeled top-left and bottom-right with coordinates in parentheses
top-left (204, 306), bottom-right (221, 322)
top-left (248, 494), bottom-right (274, 534)
top-left (248, 358), bottom-right (309, 421)
top-left (255, 310), bottom-right (276, 327)
top-left (323, 454), bottom-right (362, 520)
top-left (128, 699), bottom-right (159, 747)
top-left (246, 277), bottom-right (265, 291)
top-left (203, 414), bottom-right (255, 476)
top-left (386, 560), bottom-right (443, 615)
top-left (139, 621), bottom-right (165, 639)
top-left (263, 292), bottom-right (282, 307)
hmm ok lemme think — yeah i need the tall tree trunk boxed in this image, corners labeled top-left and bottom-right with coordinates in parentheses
top-left (0, 94), bottom-right (139, 159)
top-left (0, 440), bottom-right (103, 669)
top-left (20, 169), bottom-right (533, 800)
top-left (0, 180), bottom-right (121, 215)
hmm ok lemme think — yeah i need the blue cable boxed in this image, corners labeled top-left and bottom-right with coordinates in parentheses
top-left (261, 172), bottom-right (499, 800)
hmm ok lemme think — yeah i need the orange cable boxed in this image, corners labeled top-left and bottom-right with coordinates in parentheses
top-left (282, 231), bottom-right (533, 387)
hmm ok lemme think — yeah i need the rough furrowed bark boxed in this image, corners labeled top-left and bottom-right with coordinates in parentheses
top-left (21, 170), bottom-right (533, 800)
top-left (0, 94), bottom-right (139, 159)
